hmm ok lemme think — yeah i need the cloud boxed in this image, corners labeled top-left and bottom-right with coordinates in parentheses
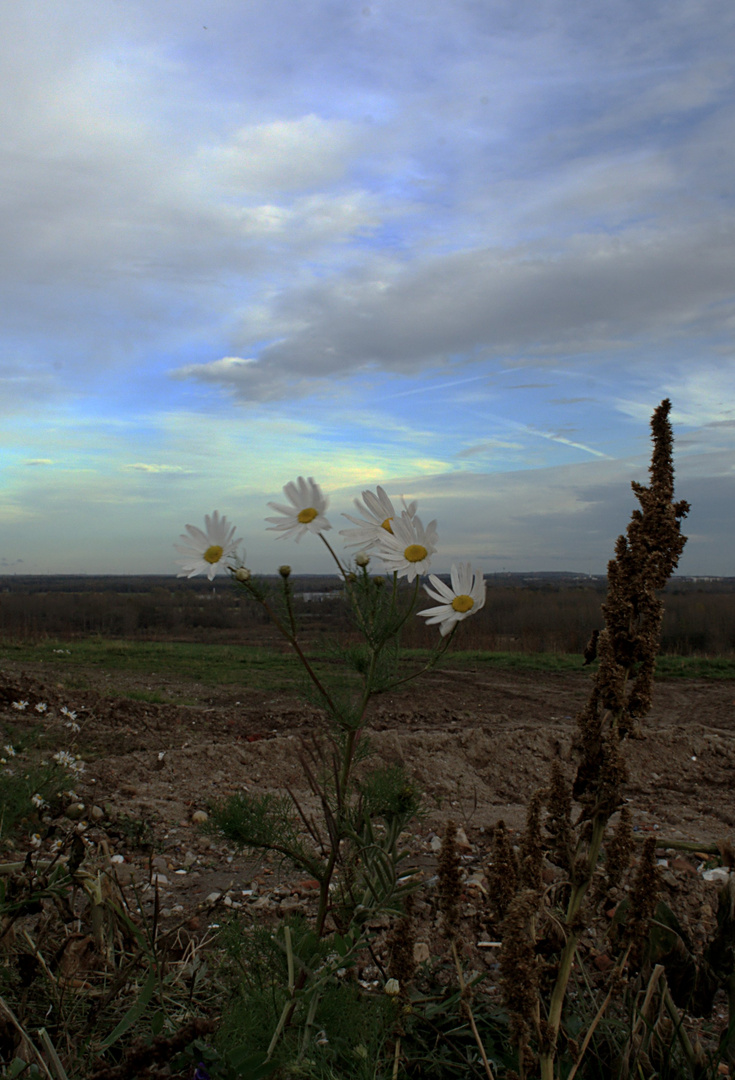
top-left (23, 459), bottom-right (55, 466)
top-left (174, 221), bottom-right (735, 401)
top-left (202, 114), bottom-right (361, 194)
top-left (123, 463), bottom-right (189, 474)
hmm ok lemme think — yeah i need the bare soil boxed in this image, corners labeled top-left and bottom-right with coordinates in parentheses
top-left (2, 657), bottom-right (734, 1043)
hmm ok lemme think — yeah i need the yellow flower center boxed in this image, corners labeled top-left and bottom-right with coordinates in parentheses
top-left (298, 507), bottom-right (318, 524)
top-left (203, 544), bottom-right (224, 565)
top-left (381, 517), bottom-right (394, 533)
top-left (404, 544), bottom-right (428, 563)
top-left (451, 594), bottom-right (474, 613)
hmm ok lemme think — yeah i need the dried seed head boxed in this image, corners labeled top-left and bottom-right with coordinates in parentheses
top-left (488, 819), bottom-right (519, 922)
top-left (386, 897), bottom-right (417, 992)
top-left (575, 400), bottom-right (688, 801)
top-left (500, 889), bottom-right (541, 1049)
top-left (625, 836), bottom-right (660, 966)
top-left (519, 789), bottom-right (545, 891)
top-left (546, 761), bottom-right (573, 874)
top-left (603, 805), bottom-right (634, 894)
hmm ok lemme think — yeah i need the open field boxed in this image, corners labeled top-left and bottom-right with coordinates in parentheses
top-left (2, 628), bottom-right (735, 1075)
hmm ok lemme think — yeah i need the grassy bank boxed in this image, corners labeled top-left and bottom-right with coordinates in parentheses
top-left (2, 636), bottom-right (735, 690)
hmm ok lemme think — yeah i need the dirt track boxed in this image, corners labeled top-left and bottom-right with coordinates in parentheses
top-left (2, 659), bottom-right (734, 917)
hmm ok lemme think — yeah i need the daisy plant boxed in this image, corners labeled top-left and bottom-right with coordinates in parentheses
top-left (175, 510), bottom-right (242, 581)
top-left (340, 484), bottom-right (417, 550)
top-left (418, 562), bottom-right (487, 636)
top-left (176, 478), bottom-right (485, 1066)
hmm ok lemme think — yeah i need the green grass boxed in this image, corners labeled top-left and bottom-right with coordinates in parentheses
top-left (2, 637), bottom-right (735, 689)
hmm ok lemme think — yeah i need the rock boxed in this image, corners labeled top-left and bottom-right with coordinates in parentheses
top-left (671, 856), bottom-right (699, 878)
top-left (90, 805), bottom-right (105, 821)
top-left (703, 867), bottom-right (731, 884)
top-left (65, 803), bottom-right (86, 821)
top-left (455, 826), bottom-right (472, 851)
top-left (279, 897), bottom-right (304, 914)
top-left (295, 879), bottom-right (320, 896)
top-left (191, 810), bottom-right (208, 824)
top-left (413, 942), bottom-right (431, 964)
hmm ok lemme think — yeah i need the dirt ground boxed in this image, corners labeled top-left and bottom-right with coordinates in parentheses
top-left (2, 656), bottom-right (733, 916)
top-left (1, 654), bottom-right (734, 1064)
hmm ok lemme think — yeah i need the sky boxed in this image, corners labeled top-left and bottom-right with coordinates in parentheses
top-left (2, 0), bottom-right (735, 577)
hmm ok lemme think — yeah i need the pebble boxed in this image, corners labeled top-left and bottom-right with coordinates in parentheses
top-left (191, 810), bottom-right (208, 824)
top-left (703, 867), bottom-right (731, 884)
top-left (413, 942), bottom-right (431, 963)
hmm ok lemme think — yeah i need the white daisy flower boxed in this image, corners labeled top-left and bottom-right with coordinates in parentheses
top-left (35, 703), bottom-right (48, 713)
top-left (30, 833), bottom-right (43, 848)
top-left (340, 486), bottom-right (417, 551)
top-left (376, 512), bottom-right (438, 583)
top-left (11, 700), bottom-right (28, 711)
top-left (417, 563), bottom-right (486, 637)
top-left (4, 745), bottom-right (16, 757)
top-left (175, 511), bottom-right (242, 580)
top-left (53, 750), bottom-right (76, 769)
top-left (266, 477), bottom-right (331, 542)
top-left (60, 706), bottom-right (77, 720)
top-left (31, 793), bottom-right (47, 809)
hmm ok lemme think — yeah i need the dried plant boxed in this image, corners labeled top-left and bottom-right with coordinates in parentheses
top-left (495, 400), bottom-right (690, 1080)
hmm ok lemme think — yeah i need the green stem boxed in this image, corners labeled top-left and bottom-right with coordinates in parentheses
top-left (254, 592), bottom-right (338, 715)
top-left (379, 626), bottom-right (457, 694)
top-left (542, 814), bottom-right (607, 1077)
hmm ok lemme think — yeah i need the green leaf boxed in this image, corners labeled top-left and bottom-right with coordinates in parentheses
top-left (100, 967), bottom-right (156, 1049)
top-left (225, 1045), bottom-right (278, 1078)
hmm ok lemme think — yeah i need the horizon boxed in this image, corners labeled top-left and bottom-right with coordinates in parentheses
top-left (2, 2), bottom-right (734, 577)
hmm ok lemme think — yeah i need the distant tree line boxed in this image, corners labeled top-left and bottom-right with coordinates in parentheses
top-left (1, 575), bottom-right (733, 656)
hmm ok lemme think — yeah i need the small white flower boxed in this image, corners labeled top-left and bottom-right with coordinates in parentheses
top-left (31, 793), bottom-right (47, 808)
top-left (65, 720), bottom-right (81, 733)
top-left (175, 511), bottom-right (242, 581)
top-left (376, 512), bottom-right (438, 583)
top-left (30, 833), bottom-right (42, 848)
top-left (4, 745), bottom-right (16, 757)
top-left (417, 563), bottom-right (486, 637)
top-left (340, 486), bottom-right (417, 550)
top-left (60, 706), bottom-right (77, 720)
top-left (266, 476), bottom-right (331, 541)
top-left (53, 750), bottom-right (76, 769)
top-left (11, 700), bottom-right (28, 711)
top-left (35, 702), bottom-right (47, 713)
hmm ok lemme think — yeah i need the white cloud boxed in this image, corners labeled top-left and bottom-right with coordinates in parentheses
top-left (203, 115), bottom-right (361, 194)
top-left (173, 222), bottom-right (735, 401)
top-left (123, 463), bottom-right (189, 474)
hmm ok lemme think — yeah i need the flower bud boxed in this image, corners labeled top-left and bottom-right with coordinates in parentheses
top-left (384, 978), bottom-right (400, 996)
top-left (279, 565), bottom-right (291, 578)
top-left (234, 567), bottom-right (251, 582)
top-left (355, 551), bottom-right (370, 567)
